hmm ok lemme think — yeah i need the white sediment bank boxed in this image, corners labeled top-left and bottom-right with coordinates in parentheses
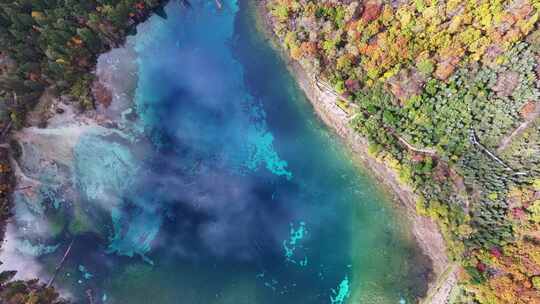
top-left (1, 42), bottom-right (141, 284)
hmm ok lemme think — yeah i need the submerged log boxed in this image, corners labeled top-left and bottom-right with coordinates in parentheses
top-left (47, 239), bottom-right (74, 287)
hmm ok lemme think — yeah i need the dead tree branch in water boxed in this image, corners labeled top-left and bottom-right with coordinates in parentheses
top-left (179, 0), bottom-right (192, 9)
top-left (0, 120), bottom-right (12, 143)
top-left (14, 186), bottom-right (32, 191)
top-left (86, 289), bottom-right (95, 304)
top-left (215, 0), bottom-right (223, 10)
top-left (47, 239), bottom-right (74, 287)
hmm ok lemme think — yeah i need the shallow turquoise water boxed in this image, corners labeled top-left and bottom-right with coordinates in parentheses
top-left (1, 1), bottom-right (430, 303)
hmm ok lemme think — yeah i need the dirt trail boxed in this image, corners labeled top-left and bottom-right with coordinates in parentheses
top-left (497, 102), bottom-right (540, 153)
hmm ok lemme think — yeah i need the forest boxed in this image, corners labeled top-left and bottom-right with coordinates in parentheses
top-left (268, 0), bottom-right (540, 303)
top-left (0, 0), bottom-right (167, 126)
top-left (0, 0), bottom-right (165, 303)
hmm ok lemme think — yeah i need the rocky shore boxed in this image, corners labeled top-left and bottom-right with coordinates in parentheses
top-left (256, 1), bottom-right (457, 303)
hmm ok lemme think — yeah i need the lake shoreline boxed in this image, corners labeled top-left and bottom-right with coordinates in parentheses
top-left (254, 1), bottom-right (456, 303)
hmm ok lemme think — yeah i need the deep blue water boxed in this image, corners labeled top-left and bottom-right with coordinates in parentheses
top-left (1, 1), bottom-right (430, 303)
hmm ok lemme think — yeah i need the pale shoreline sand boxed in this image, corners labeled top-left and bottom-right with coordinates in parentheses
top-left (254, 1), bottom-right (457, 303)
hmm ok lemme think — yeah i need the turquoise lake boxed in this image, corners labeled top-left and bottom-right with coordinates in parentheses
top-left (1, 1), bottom-right (431, 303)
